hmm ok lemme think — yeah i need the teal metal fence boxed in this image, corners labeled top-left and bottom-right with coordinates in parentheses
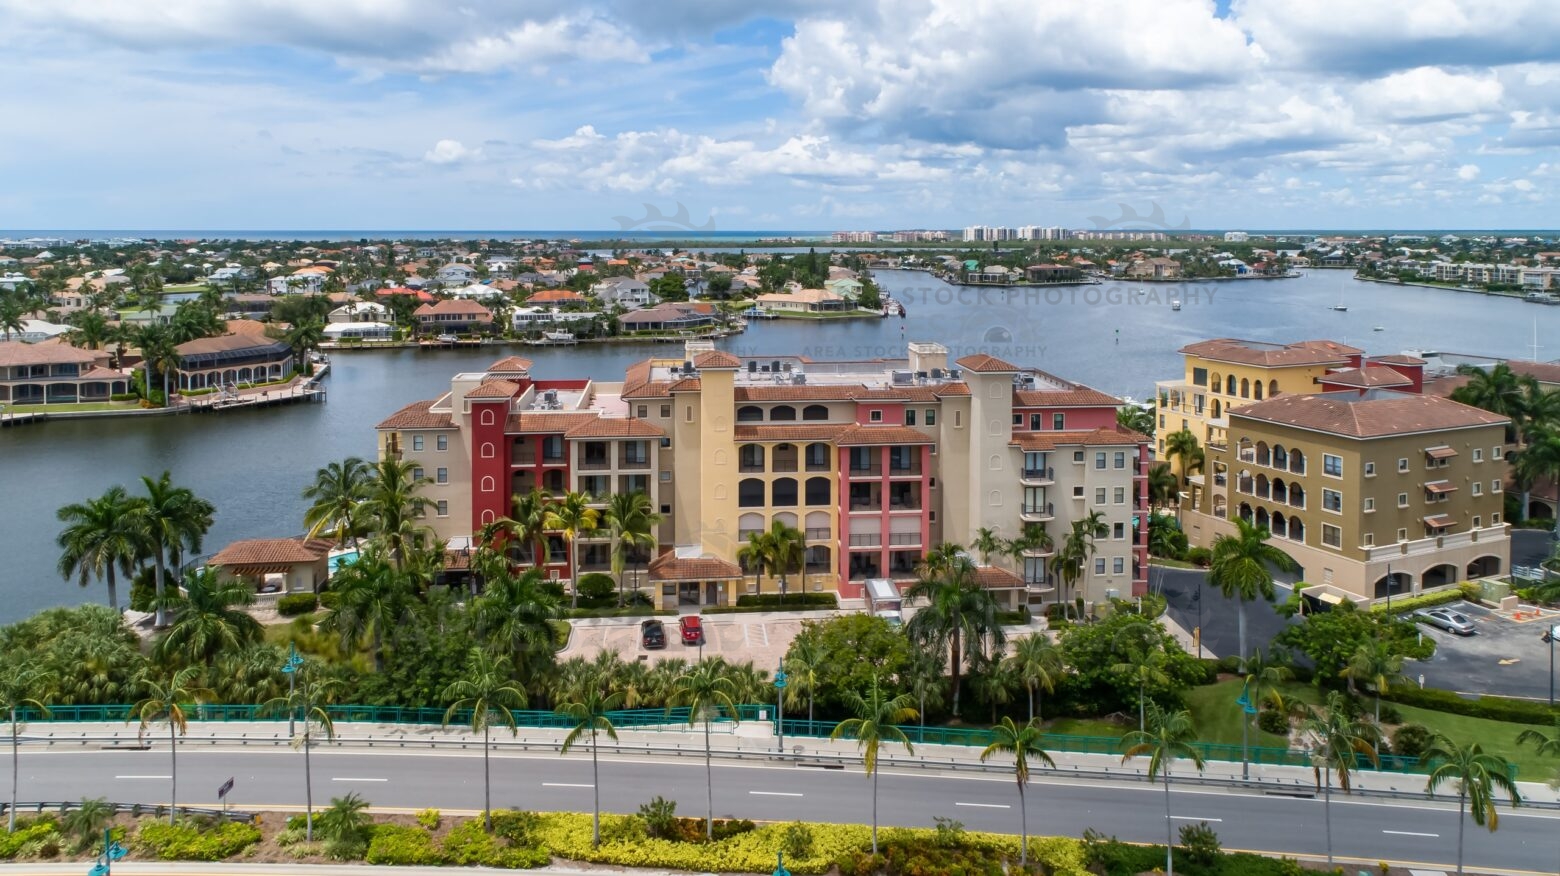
top-left (16, 703), bottom-right (769, 728)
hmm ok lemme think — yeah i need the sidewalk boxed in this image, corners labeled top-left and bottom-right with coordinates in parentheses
top-left (23, 719), bottom-right (1560, 807)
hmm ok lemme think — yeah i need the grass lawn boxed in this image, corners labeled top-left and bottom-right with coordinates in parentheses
top-left (1184, 679), bottom-right (1293, 748)
top-left (1149, 557), bottom-right (1199, 570)
top-left (6, 400), bottom-right (140, 414)
top-left (162, 283), bottom-right (208, 293)
top-left (1389, 702), bottom-right (1555, 780)
top-left (1044, 716), bottom-right (1128, 738)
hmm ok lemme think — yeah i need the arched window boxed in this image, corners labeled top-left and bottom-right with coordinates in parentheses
top-left (480, 442), bottom-right (495, 458)
top-left (1239, 502), bottom-right (1253, 522)
top-left (738, 478), bottom-right (764, 507)
top-left (774, 512), bottom-right (798, 530)
top-left (1289, 448), bottom-right (1306, 474)
top-left (1272, 511), bottom-right (1287, 535)
top-left (1211, 399), bottom-right (1221, 418)
top-left (806, 443), bottom-right (831, 471)
top-left (480, 476), bottom-right (495, 492)
top-left (480, 409), bottom-right (495, 426)
top-left (1253, 381), bottom-right (1264, 400)
top-left (1289, 483), bottom-right (1305, 508)
top-left (1226, 375), bottom-right (1237, 395)
top-left (805, 476), bottom-right (831, 505)
top-left (1272, 444), bottom-right (1288, 469)
top-left (805, 545), bottom-right (832, 572)
top-left (804, 510), bottom-right (829, 538)
top-left (1255, 507), bottom-right (1269, 530)
top-left (802, 405), bottom-right (829, 421)
top-left (1288, 517), bottom-right (1305, 541)
top-left (481, 510), bottom-right (494, 525)
top-left (1269, 379), bottom-right (1280, 397)
top-left (1210, 372), bottom-right (1221, 394)
top-left (739, 444), bottom-right (765, 472)
top-left (772, 477), bottom-right (798, 506)
top-left (1255, 441), bottom-right (1270, 466)
top-left (737, 405), bottom-right (763, 422)
top-left (1240, 378), bottom-right (1250, 398)
top-left (1272, 478), bottom-right (1288, 504)
top-left (771, 405), bottom-right (797, 421)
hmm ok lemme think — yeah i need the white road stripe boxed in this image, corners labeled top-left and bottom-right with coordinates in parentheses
top-left (1170, 816), bottom-right (1223, 822)
top-left (954, 802), bottom-right (1009, 809)
top-left (749, 791), bottom-right (803, 797)
top-left (1382, 830), bottom-right (1438, 838)
top-left (542, 782), bottom-right (594, 788)
top-left (115, 775), bottom-right (170, 780)
top-left (331, 777), bottom-right (388, 782)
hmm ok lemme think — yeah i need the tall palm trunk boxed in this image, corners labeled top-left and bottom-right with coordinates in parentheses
top-left (482, 724), bottom-right (492, 831)
top-left (168, 721), bottom-right (177, 825)
top-left (1322, 764), bottom-right (1333, 865)
top-left (1018, 783), bottom-right (1028, 865)
top-left (950, 630), bottom-right (963, 716)
top-left (304, 724), bottom-right (316, 841)
top-left (153, 537), bottom-right (167, 628)
top-left (703, 718), bottom-right (714, 840)
top-left (1238, 598), bottom-right (1249, 780)
top-left (870, 764), bottom-right (880, 855)
top-left (1027, 684), bottom-right (1035, 723)
top-left (1455, 791), bottom-right (1466, 876)
top-left (590, 729), bottom-right (601, 847)
top-left (9, 708), bottom-right (17, 833)
top-left (1139, 685), bottom-right (1147, 733)
top-left (1163, 767), bottom-right (1174, 876)
top-left (106, 566), bottom-right (119, 613)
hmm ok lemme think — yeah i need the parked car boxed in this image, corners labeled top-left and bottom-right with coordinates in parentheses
top-left (641, 619), bottom-right (666, 649)
top-left (1416, 607), bottom-right (1476, 635)
top-left (679, 615), bottom-right (704, 645)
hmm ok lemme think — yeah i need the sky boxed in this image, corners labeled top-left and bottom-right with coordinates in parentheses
top-left (2, 0), bottom-right (1559, 232)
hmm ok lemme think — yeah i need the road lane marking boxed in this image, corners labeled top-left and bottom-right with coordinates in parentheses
top-left (542, 782), bottom-right (594, 788)
top-left (749, 791), bottom-right (803, 797)
top-left (954, 802), bottom-right (1009, 809)
top-left (1170, 816), bottom-right (1223, 822)
top-left (331, 777), bottom-right (387, 782)
top-left (1382, 830), bottom-right (1438, 837)
top-left (115, 775), bottom-right (170, 779)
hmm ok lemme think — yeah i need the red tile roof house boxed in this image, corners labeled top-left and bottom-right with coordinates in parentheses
top-left (413, 299), bottom-right (494, 336)
top-left (207, 537), bottom-right (332, 596)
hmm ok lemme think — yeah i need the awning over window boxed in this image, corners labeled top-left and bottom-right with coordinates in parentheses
top-left (1423, 514), bottom-right (1456, 528)
top-left (1425, 446), bottom-right (1458, 460)
top-left (1424, 480), bottom-right (1458, 494)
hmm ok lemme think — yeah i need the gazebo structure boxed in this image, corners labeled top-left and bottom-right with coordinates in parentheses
top-left (649, 551), bottom-right (745, 609)
top-left (207, 537), bottom-right (332, 596)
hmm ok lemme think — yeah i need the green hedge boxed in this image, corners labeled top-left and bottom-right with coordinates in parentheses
top-left (734, 593), bottom-right (837, 608)
top-left (0, 818), bottom-right (60, 859)
top-left (365, 825), bottom-right (446, 866)
top-left (276, 593), bottom-right (319, 617)
top-left (1371, 582), bottom-right (1480, 614)
top-left (440, 819), bottom-right (549, 868)
top-left (564, 606), bottom-right (674, 619)
top-left (1383, 684), bottom-right (1560, 725)
top-left (136, 821), bottom-right (263, 861)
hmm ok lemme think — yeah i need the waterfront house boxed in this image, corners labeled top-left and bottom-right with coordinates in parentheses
top-left (618, 302), bottom-right (718, 331)
top-left (0, 341), bottom-right (125, 406)
top-left (1025, 264), bottom-right (1084, 284)
top-left (174, 333), bottom-right (294, 392)
top-left (591, 276), bottom-right (655, 310)
top-left (324, 321), bottom-right (394, 341)
top-left (526, 289), bottom-right (587, 306)
top-left (413, 299), bottom-right (494, 335)
top-left (755, 288), bottom-right (852, 313)
top-left (448, 282), bottom-right (502, 300)
top-left (376, 285), bottom-right (436, 304)
top-left (824, 278), bottom-right (863, 300)
top-left (207, 537), bottom-right (332, 595)
top-left (328, 301), bottom-right (390, 323)
top-left (1126, 257), bottom-right (1182, 280)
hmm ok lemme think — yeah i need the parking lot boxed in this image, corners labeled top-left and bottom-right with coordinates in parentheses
top-left (558, 613), bottom-right (812, 668)
top-left (1413, 601), bottom-right (1559, 701)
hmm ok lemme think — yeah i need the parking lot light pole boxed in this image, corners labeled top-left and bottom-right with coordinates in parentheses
top-left (774, 661), bottom-right (788, 755)
top-left (281, 643), bottom-right (304, 736)
top-left (1545, 626), bottom-right (1558, 706)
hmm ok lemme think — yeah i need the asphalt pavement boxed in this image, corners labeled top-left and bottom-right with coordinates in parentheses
top-left (1153, 565), bottom-right (1296, 661)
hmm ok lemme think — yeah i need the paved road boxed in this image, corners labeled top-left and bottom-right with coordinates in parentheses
top-left (1154, 566), bottom-right (1296, 661)
top-left (18, 747), bottom-right (1559, 873)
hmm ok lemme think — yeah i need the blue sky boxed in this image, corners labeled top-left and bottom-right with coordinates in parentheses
top-left (2, 0), bottom-right (1558, 231)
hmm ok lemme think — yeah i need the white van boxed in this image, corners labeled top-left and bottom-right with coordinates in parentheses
top-left (864, 577), bottom-right (902, 625)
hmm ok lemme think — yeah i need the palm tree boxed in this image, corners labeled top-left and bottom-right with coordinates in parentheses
top-left (1513, 426), bottom-right (1560, 536)
top-left (1009, 634), bottom-right (1064, 722)
top-left (152, 567), bottom-right (263, 667)
top-left (262, 661), bottom-right (338, 841)
top-left (130, 666), bottom-right (212, 825)
top-left (1341, 639), bottom-right (1406, 724)
top-left (979, 717), bottom-right (1055, 866)
top-left (544, 491), bottom-right (600, 609)
top-left (318, 548), bottom-right (411, 673)
top-left (1122, 705), bottom-right (1205, 876)
top-left (132, 471), bottom-right (216, 629)
top-left (783, 637), bottom-right (824, 725)
top-left (670, 660), bottom-right (739, 840)
top-left (474, 566), bottom-right (564, 677)
top-left (1208, 517), bottom-right (1296, 777)
top-left (1300, 692), bottom-right (1379, 866)
top-left (605, 491), bottom-right (659, 595)
top-left (557, 682), bottom-right (623, 848)
top-left (903, 649), bottom-right (947, 732)
top-left (1112, 648), bottom-right (1170, 734)
top-left (1117, 404), bottom-right (1155, 435)
top-left (1051, 514), bottom-right (1102, 619)
top-left (1242, 648), bottom-right (1295, 730)
top-left (739, 520), bottom-right (805, 604)
top-left (66, 310), bottom-right (111, 350)
top-left (361, 459), bottom-right (433, 568)
top-left (1163, 429), bottom-right (1204, 488)
top-left (1451, 362), bottom-right (1529, 435)
top-left (285, 319), bottom-right (327, 368)
top-left (971, 527), bottom-right (1002, 565)
top-left (1422, 735), bottom-right (1523, 875)
top-left (904, 546), bottom-right (1004, 715)
top-left (830, 675), bottom-right (917, 854)
top-left (442, 648), bottom-right (527, 831)
top-left (302, 457), bottom-right (372, 546)
top-left (509, 487), bottom-right (551, 569)
top-left (56, 485), bottom-right (146, 611)
top-left (1146, 462), bottom-right (1178, 513)
top-left (0, 665), bottom-right (49, 832)
top-left (135, 323), bottom-right (180, 406)
top-left (969, 653), bottom-right (1018, 723)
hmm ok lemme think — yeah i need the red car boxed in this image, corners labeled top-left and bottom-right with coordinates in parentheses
top-left (679, 615), bottom-right (704, 646)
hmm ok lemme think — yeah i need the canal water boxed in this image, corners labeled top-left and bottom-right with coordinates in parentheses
top-left (1, 269), bottom-right (1548, 620)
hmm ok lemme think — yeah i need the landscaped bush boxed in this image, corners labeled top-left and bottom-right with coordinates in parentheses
top-left (440, 818), bottom-right (548, 868)
top-left (415, 808), bottom-right (440, 831)
top-left (276, 593), bottom-right (318, 616)
top-left (1378, 703), bottom-right (1403, 724)
top-left (318, 591), bottom-right (340, 610)
top-left (576, 573), bottom-right (617, 603)
top-left (1370, 588), bottom-right (1468, 614)
top-left (995, 607), bottom-right (1030, 626)
top-left (735, 592), bottom-right (838, 608)
top-left (1185, 546), bottom-right (1212, 567)
top-left (1256, 708), bottom-right (1291, 735)
top-left (1391, 723), bottom-right (1435, 759)
top-left (365, 825), bottom-right (446, 866)
top-left (0, 818), bottom-right (61, 859)
top-left (564, 606), bottom-right (670, 619)
top-left (1383, 684), bottom-right (1560, 725)
top-left (135, 820), bottom-right (263, 861)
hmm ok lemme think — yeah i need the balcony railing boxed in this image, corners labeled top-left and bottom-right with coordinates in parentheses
top-left (739, 463), bottom-right (764, 473)
top-left (1021, 467), bottom-right (1055, 482)
top-left (848, 533), bottom-right (882, 547)
top-left (618, 457), bottom-right (650, 469)
top-left (805, 527), bottom-right (831, 541)
top-left (579, 458), bottom-right (611, 471)
top-left (888, 532), bottom-right (921, 546)
top-left (1021, 502), bottom-right (1055, 519)
top-left (848, 465), bottom-right (883, 477)
top-left (512, 452), bottom-right (537, 466)
top-left (849, 501), bottom-right (882, 512)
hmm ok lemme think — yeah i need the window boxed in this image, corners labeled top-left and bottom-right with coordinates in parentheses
top-left (1094, 488), bottom-right (1106, 505)
top-left (1192, 366), bottom-right (1208, 386)
top-left (1493, 446), bottom-right (1503, 460)
top-left (1095, 451), bottom-right (1107, 469)
top-left (803, 405), bottom-right (829, 421)
top-left (637, 405), bottom-right (648, 418)
top-left (954, 411), bottom-right (961, 427)
top-left (1398, 457), bottom-right (1409, 473)
top-left (480, 476), bottom-right (494, 493)
top-left (1053, 413), bottom-right (1065, 430)
top-left (1492, 480), bottom-right (1503, 493)
top-left (1363, 497), bottom-right (1375, 512)
top-left (1363, 533), bottom-right (1374, 546)
top-left (1472, 482), bottom-right (1482, 496)
top-left (929, 511), bottom-right (937, 523)
top-left (1025, 413), bottom-right (1039, 430)
top-left (412, 466), bottom-right (424, 480)
top-left (660, 437), bottom-right (671, 448)
top-left (1073, 450), bottom-right (1085, 463)
top-left (480, 409), bottom-right (494, 426)
top-left (1473, 448), bottom-right (1483, 462)
top-left (412, 435), bottom-right (424, 451)
top-left (1323, 454), bottom-right (1342, 477)
top-left (436, 467), bottom-right (448, 484)
top-left (1012, 414), bottom-right (1023, 426)
top-left (660, 471), bottom-right (671, 482)
top-left (1397, 492), bottom-right (1408, 508)
top-left (480, 442), bottom-right (494, 459)
top-left (1397, 528), bottom-right (1408, 542)
top-left (1321, 489), bottom-right (1341, 512)
top-left (1493, 512), bottom-right (1502, 524)
top-left (686, 406), bottom-right (694, 422)
top-left (1113, 557), bottom-right (1125, 574)
top-left (905, 409), bottom-right (916, 426)
top-left (661, 404), bottom-right (672, 418)
top-left (1363, 461), bottom-right (1375, 477)
top-left (1113, 487), bottom-right (1125, 504)
top-left (1473, 515), bottom-right (1481, 528)
top-left (736, 405), bottom-right (762, 422)
top-left (436, 500), bottom-right (448, 517)
top-left (1321, 524), bottom-right (1342, 548)
top-left (1113, 451), bottom-right (1126, 469)
top-left (925, 409), bottom-right (936, 426)
top-left (437, 434), bottom-right (448, 451)
top-left (1113, 521), bottom-right (1125, 540)
top-left (661, 504), bottom-right (671, 515)
top-left (1073, 485), bottom-right (1084, 498)
top-left (1094, 558), bottom-right (1106, 574)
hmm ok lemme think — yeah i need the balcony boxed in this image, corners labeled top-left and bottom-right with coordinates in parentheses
top-left (887, 532), bottom-right (922, 546)
top-left (1020, 502), bottom-right (1055, 522)
top-left (579, 457), bottom-right (611, 471)
top-left (1020, 466), bottom-right (1055, 485)
top-left (887, 462), bottom-right (922, 477)
top-left (848, 464), bottom-right (883, 478)
top-left (512, 450), bottom-right (537, 466)
top-left (805, 527), bottom-right (831, 541)
top-left (617, 456), bottom-right (650, 470)
top-left (848, 533), bottom-right (882, 547)
top-left (1022, 544), bottom-right (1055, 558)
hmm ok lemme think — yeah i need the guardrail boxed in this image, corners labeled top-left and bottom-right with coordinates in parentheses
top-left (14, 703), bottom-right (769, 728)
top-left (0, 800), bottom-right (256, 824)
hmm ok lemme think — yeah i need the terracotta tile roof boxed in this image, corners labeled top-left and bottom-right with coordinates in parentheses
top-left (209, 537), bottom-right (332, 567)
top-left (972, 566), bottom-right (1025, 590)
top-left (223, 319), bottom-right (274, 336)
top-left (1010, 427), bottom-right (1148, 450)
top-left (955, 353), bottom-right (1020, 373)
top-left (175, 334), bottom-right (290, 357)
top-left (0, 341), bottom-right (96, 367)
top-left (1505, 359), bottom-right (1560, 385)
top-left (376, 399), bottom-right (454, 430)
top-left (1232, 391), bottom-right (1509, 439)
top-left (668, 377), bottom-right (703, 393)
top-left (79, 366), bottom-right (126, 380)
top-left (1013, 387), bottom-right (1121, 408)
top-left (1179, 338), bottom-right (1360, 368)
top-left (694, 350), bottom-right (742, 369)
top-left (564, 417), bottom-right (664, 438)
top-left (1318, 366), bottom-right (1413, 389)
top-left (526, 289), bottom-right (586, 303)
top-left (1371, 355), bottom-right (1425, 366)
top-left (467, 380), bottom-right (519, 399)
top-left (1422, 374), bottom-right (1470, 398)
top-left (487, 356), bottom-right (533, 373)
top-left (414, 299), bottom-right (492, 318)
top-left (733, 424), bottom-right (849, 442)
top-left (648, 553), bottom-right (745, 582)
top-left (505, 411), bottom-right (597, 433)
top-left (836, 424), bottom-right (935, 445)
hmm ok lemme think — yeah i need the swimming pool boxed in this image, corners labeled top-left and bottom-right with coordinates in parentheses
top-left (327, 549), bottom-right (360, 577)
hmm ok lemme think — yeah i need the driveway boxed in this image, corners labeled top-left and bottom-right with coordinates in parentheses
top-left (1154, 565), bottom-right (1298, 661)
top-left (558, 612), bottom-right (817, 668)
top-left (1412, 601), bottom-right (1559, 701)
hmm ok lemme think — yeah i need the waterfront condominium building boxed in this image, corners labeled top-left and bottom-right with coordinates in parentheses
top-left (1159, 338), bottom-right (1510, 602)
top-left (375, 341), bottom-right (1150, 611)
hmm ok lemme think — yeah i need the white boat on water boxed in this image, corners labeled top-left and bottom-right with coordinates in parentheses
top-left (1170, 299), bottom-right (1182, 311)
top-left (541, 330), bottom-right (576, 344)
top-left (1331, 304), bottom-right (1348, 312)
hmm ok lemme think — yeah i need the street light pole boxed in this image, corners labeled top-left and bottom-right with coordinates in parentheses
top-left (1194, 575), bottom-right (1203, 659)
top-left (1546, 626), bottom-right (1558, 706)
top-left (774, 660), bottom-right (788, 755)
top-left (282, 643), bottom-right (304, 737)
